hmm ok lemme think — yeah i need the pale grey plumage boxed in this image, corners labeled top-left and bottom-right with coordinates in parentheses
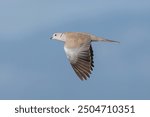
top-left (51, 32), bottom-right (119, 80)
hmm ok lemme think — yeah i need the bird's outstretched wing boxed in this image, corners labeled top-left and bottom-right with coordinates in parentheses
top-left (64, 42), bottom-right (94, 80)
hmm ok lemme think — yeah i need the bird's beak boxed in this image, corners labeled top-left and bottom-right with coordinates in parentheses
top-left (50, 36), bottom-right (53, 39)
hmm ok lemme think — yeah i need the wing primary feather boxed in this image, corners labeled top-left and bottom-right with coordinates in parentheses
top-left (72, 64), bottom-right (87, 80)
top-left (71, 64), bottom-right (84, 80)
top-left (75, 62), bottom-right (90, 78)
top-left (73, 64), bottom-right (87, 80)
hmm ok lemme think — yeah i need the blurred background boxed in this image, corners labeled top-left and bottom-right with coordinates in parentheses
top-left (0, 0), bottom-right (150, 99)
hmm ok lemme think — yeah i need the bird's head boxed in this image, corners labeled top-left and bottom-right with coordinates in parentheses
top-left (50, 32), bottom-right (65, 42)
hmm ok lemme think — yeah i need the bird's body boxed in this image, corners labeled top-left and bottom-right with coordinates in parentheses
top-left (64, 32), bottom-right (91, 48)
top-left (51, 32), bottom-right (119, 80)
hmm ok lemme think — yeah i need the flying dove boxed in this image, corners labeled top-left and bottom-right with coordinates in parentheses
top-left (50, 32), bottom-right (119, 80)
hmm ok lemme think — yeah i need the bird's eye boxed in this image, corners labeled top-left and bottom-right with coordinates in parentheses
top-left (54, 34), bottom-right (57, 36)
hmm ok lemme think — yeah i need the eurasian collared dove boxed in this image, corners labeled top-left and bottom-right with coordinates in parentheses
top-left (50, 32), bottom-right (119, 80)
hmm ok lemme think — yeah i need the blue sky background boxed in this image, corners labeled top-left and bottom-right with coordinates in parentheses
top-left (0, 0), bottom-right (150, 99)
